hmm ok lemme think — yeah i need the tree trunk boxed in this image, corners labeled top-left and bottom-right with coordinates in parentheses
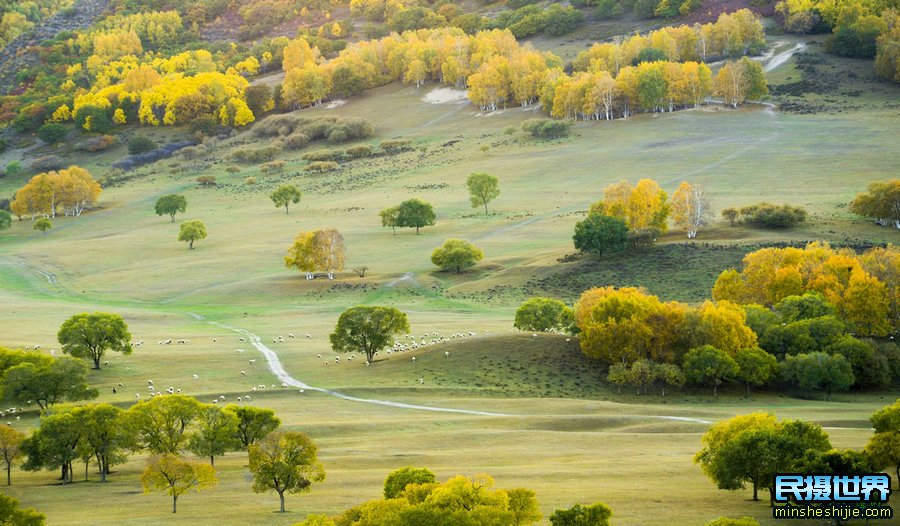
top-left (279, 491), bottom-right (285, 513)
top-left (210, 455), bottom-right (215, 466)
top-left (752, 480), bottom-right (758, 501)
top-left (170, 214), bottom-right (176, 222)
top-left (189, 240), bottom-right (194, 249)
top-left (483, 200), bottom-right (488, 214)
top-left (93, 355), bottom-right (101, 369)
top-left (416, 226), bottom-right (420, 234)
top-left (85, 460), bottom-right (89, 481)
top-left (173, 495), bottom-right (178, 513)
top-left (61, 463), bottom-right (68, 483)
top-left (713, 381), bottom-right (718, 397)
top-left (6, 464), bottom-right (10, 486)
top-left (285, 205), bottom-right (289, 215)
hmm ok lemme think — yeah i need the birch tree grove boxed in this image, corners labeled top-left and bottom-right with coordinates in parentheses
top-left (672, 181), bottom-right (711, 238)
top-left (10, 166), bottom-right (101, 219)
top-left (284, 228), bottom-right (346, 279)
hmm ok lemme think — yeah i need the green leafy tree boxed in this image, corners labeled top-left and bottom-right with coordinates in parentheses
top-left (0, 426), bottom-right (25, 485)
top-left (384, 466), bottom-right (436, 498)
top-left (735, 347), bottom-right (778, 395)
top-left (781, 352), bottom-right (854, 400)
top-left (775, 292), bottom-right (835, 322)
top-left (514, 297), bottom-right (574, 333)
top-left (1, 357), bottom-right (97, 410)
top-left (825, 335), bottom-right (890, 388)
top-left (866, 400), bottom-right (900, 485)
top-left (37, 123), bottom-right (67, 145)
top-left (0, 210), bottom-right (11, 231)
top-left (249, 431), bottom-right (325, 513)
top-left (507, 488), bottom-right (542, 526)
top-left (141, 454), bottom-right (217, 513)
top-left (154, 194), bottom-right (187, 222)
top-left (683, 345), bottom-right (739, 397)
top-left (270, 185), bottom-right (302, 215)
top-left (57, 312), bottom-right (131, 370)
top-left (655, 363), bottom-right (685, 396)
top-left (330, 306), bottom-right (410, 363)
top-left (223, 405), bottom-right (281, 450)
top-left (20, 409), bottom-right (83, 483)
top-left (467, 172), bottom-right (500, 214)
top-left (549, 502), bottom-right (612, 526)
top-left (379, 205), bottom-right (400, 234)
top-left (33, 218), bottom-right (51, 236)
top-left (431, 238), bottom-right (484, 273)
top-left (573, 214), bottom-right (628, 256)
top-left (0, 493), bottom-right (44, 525)
top-left (188, 405), bottom-right (240, 466)
top-left (126, 395), bottom-right (203, 454)
top-left (79, 403), bottom-right (128, 482)
top-left (606, 362), bottom-right (629, 394)
top-left (397, 198), bottom-right (435, 234)
top-left (128, 136), bottom-right (157, 155)
top-left (178, 219), bottom-right (207, 249)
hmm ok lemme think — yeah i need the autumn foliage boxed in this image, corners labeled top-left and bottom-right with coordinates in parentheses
top-left (10, 166), bottom-right (101, 219)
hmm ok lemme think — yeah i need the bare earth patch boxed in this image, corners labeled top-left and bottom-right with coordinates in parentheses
top-left (422, 87), bottom-right (469, 104)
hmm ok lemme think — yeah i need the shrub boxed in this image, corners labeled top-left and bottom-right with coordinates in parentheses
top-left (345, 145), bottom-right (373, 158)
top-left (735, 202), bottom-right (808, 229)
top-left (30, 155), bottom-right (65, 171)
top-left (189, 115), bottom-right (220, 136)
top-left (302, 149), bottom-right (345, 162)
top-left (73, 105), bottom-right (113, 133)
top-left (4, 161), bottom-right (22, 178)
top-left (522, 118), bottom-right (571, 139)
top-left (37, 123), bottom-right (68, 144)
top-left (260, 161), bottom-right (285, 173)
top-left (245, 176), bottom-right (257, 185)
top-left (304, 161), bottom-right (339, 172)
top-left (0, 138), bottom-right (7, 153)
top-left (230, 146), bottom-right (280, 163)
top-left (197, 175), bottom-right (217, 186)
top-left (127, 136), bottom-right (158, 155)
top-left (380, 139), bottom-right (411, 152)
top-left (282, 132), bottom-right (310, 151)
top-left (225, 166), bottom-right (241, 174)
top-left (74, 135), bottom-right (117, 152)
top-left (111, 140), bottom-right (196, 171)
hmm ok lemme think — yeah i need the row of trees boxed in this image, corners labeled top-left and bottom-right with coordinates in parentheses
top-left (9, 166), bottom-right (102, 220)
top-left (573, 9), bottom-right (766, 73)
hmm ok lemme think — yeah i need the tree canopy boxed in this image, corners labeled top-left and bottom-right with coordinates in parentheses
top-left (178, 219), bottom-right (207, 249)
top-left (141, 454), bottom-right (218, 513)
top-left (514, 297), bottom-right (574, 333)
top-left (573, 213), bottom-right (628, 256)
top-left (249, 431), bottom-right (325, 513)
top-left (270, 185), bottom-right (302, 215)
top-left (57, 312), bottom-right (131, 370)
top-left (431, 238), bottom-right (483, 273)
top-left (466, 172), bottom-right (500, 214)
top-left (330, 306), bottom-right (410, 363)
top-left (396, 198), bottom-right (436, 234)
top-left (284, 228), bottom-right (346, 279)
top-left (154, 194), bottom-right (187, 222)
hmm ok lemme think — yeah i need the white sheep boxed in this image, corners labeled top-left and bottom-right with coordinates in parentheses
top-left (237, 397), bottom-right (242, 402)
top-left (104, 360), bottom-right (109, 366)
top-left (212, 399), bottom-right (218, 404)
top-left (219, 395), bottom-right (225, 401)
top-left (192, 374), bottom-right (199, 380)
top-left (411, 357), bottom-right (416, 362)
top-left (239, 337), bottom-right (245, 342)
top-left (305, 334), bottom-right (311, 338)
top-left (240, 371), bottom-right (246, 376)
top-left (281, 383), bottom-right (288, 389)
top-left (135, 393), bottom-right (141, 399)
top-left (298, 389), bottom-right (304, 395)
top-left (316, 354), bottom-right (322, 359)
top-left (445, 351), bottom-right (450, 357)
top-left (148, 380), bottom-right (153, 385)
top-left (244, 395), bottom-right (251, 400)
top-left (176, 389), bottom-right (182, 394)
top-left (288, 333), bottom-right (295, 338)
top-left (248, 359), bottom-right (256, 365)
top-left (236, 349), bottom-right (244, 353)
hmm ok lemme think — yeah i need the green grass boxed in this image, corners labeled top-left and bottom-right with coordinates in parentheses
top-left (0, 34), bottom-right (899, 526)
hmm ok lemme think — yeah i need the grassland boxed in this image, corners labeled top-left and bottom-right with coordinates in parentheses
top-left (0, 35), bottom-right (899, 525)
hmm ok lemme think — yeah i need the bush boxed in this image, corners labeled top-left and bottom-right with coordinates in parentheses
top-left (37, 123), bottom-right (68, 145)
top-left (4, 161), bottom-right (22, 178)
top-left (304, 161), bottom-right (339, 172)
top-left (515, 297), bottom-right (574, 333)
top-left (189, 115), bottom-right (221, 137)
top-left (245, 176), bottom-right (257, 185)
top-left (522, 118), bottom-right (571, 139)
top-left (0, 138), bottom-right (7, 153)
top-left (30, 155), bottom-right (65, 171)
top-left (197, 175), bottom-right (217, 186)
top-left (282, 132), bottom-right (310, 151)
top-left (128, 136), bottom-right (158, 155)
top-left (345, 145), bottom-right (373, 158)
top-left (260, 161), bottom-right (285, 173)
top-left (111, 140), bottom-right (196, 171)
top-left (302, 149), bottom-right (345, 162)
top-left (230, 146), bottom-right (280, 163)
top-left (74, 135), bottom-right (117, 152)
top-left (595, 0), bottom-right (624, 19)
top-left (739, 202), bottom-right (808, 229)
top-left (73, 105), bottom-right (113, 133)
top-left (225, 166), bottom-right (241, 174)
top-left (380, 139), bottom-right (411, 152)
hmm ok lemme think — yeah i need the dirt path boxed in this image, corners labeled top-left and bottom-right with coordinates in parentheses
top-left (764, 42), bottom-right (807, 72)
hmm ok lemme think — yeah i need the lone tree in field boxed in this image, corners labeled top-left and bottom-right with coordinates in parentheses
top-left (284, 228), bottom-right (345, 279)
top-left (154, 194), bottom-right (187, 222)
top-left (0, 426), bottom-right (24, 486)
top-left (514, 297), bottom-right (574, 333)
top-left (178, 219), bottom-right (207, 249)
top-left (57, 312), bottom-right (131, 370)
top-left (379, 205), bottom-right (400, 235)
top-left (330, 306), bottom-right (410, 364)
top-left (270, 185), bottom-right (302, 215)
top-left (397, 198), bottom-right (435, 234)
top-left (573, 214), bottom-right (628, 257)
top-left (33, 218), bottom-right (52, 236)
top-left (431, 238), bottom-right (483, 273)
top-left (141, 454), bottom-right (217, 513)
top-left (466, 172), bottom-right (500, 214)
top-left (249, 431), bottom-right (325, 513)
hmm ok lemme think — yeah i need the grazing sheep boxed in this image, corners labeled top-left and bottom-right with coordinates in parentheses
top-left (240, 371), bottom-right (246, 376)
top-left (176, 389), bottom-right (181, 394)
top-left (445, 351), bottom-right (450, 357)
top-left (316, 354), bottom-right (322, 359)
top-left (298, 389), bottom-right (304, 395)
top-left (244, 395), bottom-right (251, 400)
top-left (532, 334), bottom-right (538, 338)
top-left (417, 378), bottom-right (424, 384)
top-left (281, 383), bottom-right (288, 389)
top-left (305, 334), bottom-right (311, 338)
top-left (158, 341), bottom-right (163, 345)
top-left (192, 374), bottom-right (199, 380)
top-left (219, 395), bottom-right (225, 401)
top-left (213, 339), bottom-right (217, 343)
top-left (148, 380), bottom-right (154, 385)
top-left (239, 337), bottom-right (245, 342)
top-left (135, 393), bottom-right (141, 399)
top-left (566, 338), bottom-right (571, 342)
top-left (251, 387), bottom-right (257, 393)
top-left (148, 386), bottom-right (155, 392)
top-left (411, 357), bottom-right (416, 362)
top-left (34, 345), bottom-right (40, 350)
top-left (248, 359), bottom-right (256, 365)
top-left (165, 339), bottom-right (172, 344)
top-left (104, 360), bottom-right (109, 366)
top-left (236, 349), bottom-right (244, 353)
top-left (117, 383), bottom-right (124, 387)
top-left (212, 400), bottom-right (218, 404)
top-left (288, 334), bottom-right (295, 338)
